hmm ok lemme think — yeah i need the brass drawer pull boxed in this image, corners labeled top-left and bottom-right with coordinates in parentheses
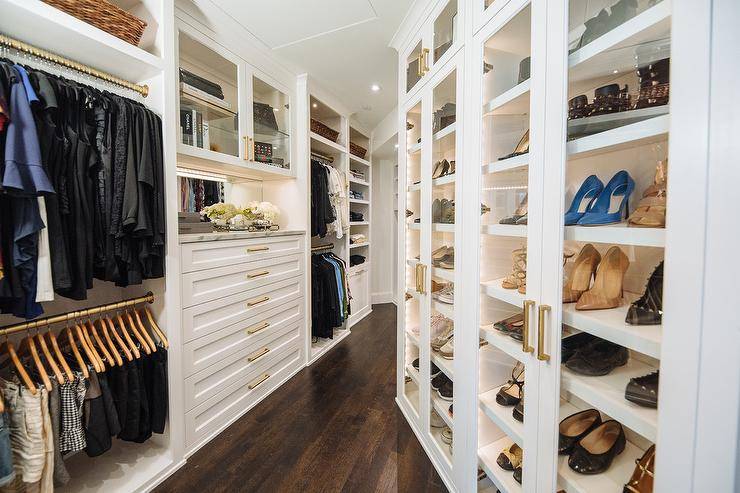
top-left (247, 270), bottom-right (270, 279)
top-left (247, 347), bottom-right (270, 362)
top-left (246, 246), bottom-right (269, 253)
top-left (246, 321), bottom-right (270, 334)
top-left (246, 296), bottom-right (270, 307)
top-left (248, 373), bottom-right (270, 390)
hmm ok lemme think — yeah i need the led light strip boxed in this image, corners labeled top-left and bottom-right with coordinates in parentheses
top-left (176, 167), bottom-right (228, 183)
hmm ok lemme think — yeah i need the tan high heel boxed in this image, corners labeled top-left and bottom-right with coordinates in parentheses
top-left (629, 160), bottom-right (667, 228)
top-left (563, 244), bottom-right (601, 303)
top-left (575, 246), bottom-right (629, 310)
top-left (502, 248), bottom-right (527, 290)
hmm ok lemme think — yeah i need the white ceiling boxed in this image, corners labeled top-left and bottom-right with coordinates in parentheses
top-left (210, 0), bottom-right (413, 130)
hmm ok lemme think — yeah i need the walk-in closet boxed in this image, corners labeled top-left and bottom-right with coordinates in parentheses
top-left (0, 0), bottom-right (736, 492)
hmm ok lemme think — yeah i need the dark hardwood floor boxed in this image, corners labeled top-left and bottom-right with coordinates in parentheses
top-left (156, 303), bottom-right (447, 493)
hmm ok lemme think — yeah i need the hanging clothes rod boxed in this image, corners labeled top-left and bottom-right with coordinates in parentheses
top-left (0, 33), bottom-right (149, 97)
top-left (311, 243), bottom-right (334, 253)
top-left (0, 292), bottom-right (155, 337)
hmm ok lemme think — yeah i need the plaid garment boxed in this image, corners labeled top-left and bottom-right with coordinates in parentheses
top-left (59, 373), bottom-right (88, 454)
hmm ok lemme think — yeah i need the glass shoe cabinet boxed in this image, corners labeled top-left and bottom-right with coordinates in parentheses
top-left (397, 0), bottom-right (737, 492)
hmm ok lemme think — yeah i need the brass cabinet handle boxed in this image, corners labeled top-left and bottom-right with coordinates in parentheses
top-left (246, 321), bottom-right (270, 334)
top-left (247, 347), bottom-right (270, 362)
top-left (420, 264), bottom-right (427, 295)
top-left (246, 246), bottom-right (270, 253)
top-left (246, 296), bottom-right (270, 307)
top-left (243, 136), bottom-right (249, 160)
top-left (248, 373), bottom-right (270, 389)
top-left (522, 300), bottom-right (535, 353)
top-left (422, 48), bottom-right (430, 72)
top-left (416, 52), bottom-right (424, 77)
top-left (247, 270), bottom-right (270, 279)
top-left (415, 264), bottom-right (422, 293)
top-left (537, 304), bottom-right (551, 361)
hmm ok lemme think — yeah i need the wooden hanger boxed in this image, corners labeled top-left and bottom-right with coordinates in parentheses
top-left (64, 327), bottom-right (89, 378)
top-left (95, 318), bottom-right (121, 366)
top-left (44, 328), bottom-right (73, 383)
top-left (79, 319), bottom-right (104, 371)
top-left (124, 311), bottom-right (152, 355)
top-left (142, 307), bottom-right (169, 349)
top-left (114, 314), bottom-right (140, 359)
top-left (33, 325), bottom-right (63, 384)
top-left (17, 332), bottom-right (52, 389)
top-left (89, 319), bottom-right (117, 367)
top-left (131, 309), bottom-right (156, 353)
top-left (0, 337), bottom-right (37, 394)
top-left (74, 323), bottom-right (101, 372)
top-left (104, 317), bottom-right (132, 362)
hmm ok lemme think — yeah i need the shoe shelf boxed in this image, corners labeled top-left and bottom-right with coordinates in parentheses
top-left (406, 364), bottom-right (422, 387)
top-left (480, 326), bottom-right (525, 363)
top-left (482, 153), bottom-right (528, 175)
top-left (310, 132), bottom-right (347, 155)
top-left (479, 387), bottom-right (524, 448)
top-left (349, 155), bottom-right (371, 167)
top-left (432, 266), bottom-right (454, 283)
top-left (408, 141), bottom-right (423, 154)
top-left (481, 278), bottom-right (526, 307)
top-left (433, 223), bottom-right (455, 233)
top-left (431, 351), bottom-right (454, 380)
top-left (404, 380), bottom-right (421, 416)
top-left (557, 399), bottom-right (647, 493)
top-left (433, 174), bottom-right (456, 187)
top-left (434, 123), bottom-right (457, 145)
top-left (432, 392), bottom-right (454, 429)
top-left (433, 299), bottom-right (454, 319)
top-left (568, 0), bottom-right (672, 84)
top-left (561, 359), bottom-right (659, 442)
top-left (479, 437), bottom-right (523, 493)
top-left (564, 223), bottom-right (665, 248)
top-left (350, 221), bottom-right (370, 226)
top-left (431, 424), bottom-right (454, 467)
top-left (409, 223), bottom-right (421, 231)
top-left (483, 80), bottom-right (531, 116)
top-left (350, 198), bottom-right (370, 205)
top-left (478, 477), bottom-right (499, 492)
top-left (350, 242), bottom-right (370, 249)
top-left (562, 294), bottom-right (662, 359)
top-left (568, 106), bottom-right (669, 138)
top-left (349, 176), bottom-right (370, 186)
top-left (481, 224), bottom-right (527, 237)
top-left (408, 182), bottom-right (421, 192)
top-left (567, 113), bottom-right (669, 161)
top-left (406, 330), bottom-right (420, 347)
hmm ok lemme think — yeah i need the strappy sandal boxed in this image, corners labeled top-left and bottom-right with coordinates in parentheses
top-left (496, 363), bottom-right (524, 406)
top-left (624, 445), bottom-right (655, 493)
top-left (629, 160), bottom-right (667, 228)
top-left (496, 443), bottom-right (523, 471)
top-left (502, 248), bottom-right (527, 290)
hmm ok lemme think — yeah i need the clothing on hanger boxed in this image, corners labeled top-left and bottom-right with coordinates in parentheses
top-left (311, 252), bottom-right (352, 338)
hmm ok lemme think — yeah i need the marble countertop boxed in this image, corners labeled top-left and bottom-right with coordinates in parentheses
top-left (179, 229), bottom-right (305, 244)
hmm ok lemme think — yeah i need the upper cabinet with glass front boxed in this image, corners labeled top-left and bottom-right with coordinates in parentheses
top-left (402, 0), bottom-right (461, 101)
top-left (176, 23), bottom-right (294, 179)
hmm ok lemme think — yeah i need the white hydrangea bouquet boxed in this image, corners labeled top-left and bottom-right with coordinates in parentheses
top-left (241, 201), bottom-right (280, 230)
top-left (200, 202), bottom-right (239, 229)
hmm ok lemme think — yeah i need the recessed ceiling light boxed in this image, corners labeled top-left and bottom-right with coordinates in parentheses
top-left (371, 84), bottom-right (381, 92)
top-left (312, 103), bottom-right (318, 108)
top-left (612, 69), bottom-right (619, 74)
top-left (394, 144), bottom-right (399, 148)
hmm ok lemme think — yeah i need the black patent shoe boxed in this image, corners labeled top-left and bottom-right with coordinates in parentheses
top-left (513, 466), bottom-right (522, 484)
top-left (565, 338), bottom-right (629, 376)
top-left (625, 371), bottom-right (659, 408)
top-left (569, 95), bottom-right (591, 120)
top-left (512, 400), bottom-right (524, 423)
top-left (626, 262), bottom-right (663, 325)
top-left (568, 420), bottom-right (626, 475)
top-left (558, 409), bottom-right (602, 455)
top-left (561, 332), bottom-right (598, 363)
top-left (496, 380), bottom-right (523, 406)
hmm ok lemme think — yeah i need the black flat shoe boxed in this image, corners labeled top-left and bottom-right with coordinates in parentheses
top-left (625, 371), bottom-right (659, 408)
top-left (565, 338), bottom-right (629, 376)
top-left (437, 379), bottom-right (453, 401)
top-left (513, 466), bottom-right (522, 484)
top-left (558, 409), bottom-right (602, 455)
top-left (568, 420), bottom-right (626, 475)
top-left (512, 400), bottom-right (524, 422)
top-left (431, 373), bottom-right (450, 391)
top-left (626, 262), bottom-right (663, 325)
top-left (561, 332), bottom-right (598, 363)
top-left (496, 380), bottom-right (522, 406)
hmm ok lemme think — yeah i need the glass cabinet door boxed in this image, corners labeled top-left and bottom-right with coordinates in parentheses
top-left (178, 30), bottom-right (240, 158)
top-left (405, 39), bottom-right (427, 95)
top-left (431, 0), bottom-right (458, 69)
top-left (251, 75), bottom-right (290, 170)
top-left (542, 0), bottom-right (671, 491)
top-left (476, 3), bottom-right (539, 492)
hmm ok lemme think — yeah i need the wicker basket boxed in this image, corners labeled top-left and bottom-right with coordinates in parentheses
top-left (310, 119), bottom-right (339, 143)
top-left (43, 0), bottom-right (147, 47)
top-left (349, 142), bottom-right (368, 160)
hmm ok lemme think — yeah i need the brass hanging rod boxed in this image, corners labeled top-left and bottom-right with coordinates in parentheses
top-left (0, 292), bottom-right (155, 337)
top-left (0, 33), bottom-right (149, 97)
top-left (311, 243), bottom-right (334, 253)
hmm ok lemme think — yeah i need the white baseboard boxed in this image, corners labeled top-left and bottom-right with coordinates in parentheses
top-left (372, 291), bottom-right (394, 304)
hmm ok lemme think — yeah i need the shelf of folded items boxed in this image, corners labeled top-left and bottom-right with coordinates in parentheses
top-left (561, 357), bottom-right (658, 442)
top-left (349, 242), bottom-right (369, 249)
top-left (349, 154), bottom-right (371, 167)
top-left (349, 176), bottom-right (370, 186)
top-left (568, 0), bottom-right (671, 84)
top-left (479, 386), bottom-right (524, 448)
top-left (478, 436), bottom-right (522, 493)
top-left (557, 400), bottom-right (648, 493)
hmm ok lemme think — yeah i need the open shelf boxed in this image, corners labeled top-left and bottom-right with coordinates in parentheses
top-left (349, 176), bottom-right (370, 186)
top-left (483, 153), bottom-right (528, 174)
top-left (479, 437), bottom-right (523, 493)
top-left (310, 132), bottom-right (347, 155)
top-left (480, 387), bottom-right (524, 448)
top-left (561, 358), bottom-right (658, 442)
top-left (562, 294), bottom-right (662, 359)
top-left (565, 223), bottom-right (665, 248)
top-left (568, 1), bottom-right (671, 83)
top-left (350, 242), bottom-right (370, 249)
top-left (350, 198), bottom-right (370, 205)
top-left (567, 114), bottom-right (669, 160)
top-left (309, 328), bottom-right (351, 364)
top-left (350, 154), bottom-right (371, 166)
top-left (480, 327), bottom-right (524, 363)
top-left (483, 80), bottom-right (531, 116)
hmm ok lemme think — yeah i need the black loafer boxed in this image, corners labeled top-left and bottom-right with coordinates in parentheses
top-left (625, 371), bottom-right (659, 408)
top-left (565, 338), bottom-right (629, 376)
top-left (561, 332), bottom-right (598, 363)
top-left (431, 373), bottom-right (449, 391)
top-left (437, 380), bottom-right (453, 401)
top-left (558, 409), bottom-right (602, 455)
top-left (568, 420), bottom-right (626, 475)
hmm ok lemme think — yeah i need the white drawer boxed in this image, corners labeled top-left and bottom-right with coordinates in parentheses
top-left (181, 253), bottom-right (304, 308)
top-left (185, 343), bottom-right (303, 449)
top-left (183, 276), bottom-right (303, 343)
top-left (181, 235), bottom-right (304, 273)
top-left (182, 297), bottom-right (304, 377)
top-left (348, 266), bottom-right (370, 315)
top-left (184, 322), bottom-right (301, 410)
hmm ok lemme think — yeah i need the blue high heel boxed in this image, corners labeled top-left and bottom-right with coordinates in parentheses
top-left (564, 175), bottom-right (604, 225)
top-left (577, 170), bottom-right (635, 226)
